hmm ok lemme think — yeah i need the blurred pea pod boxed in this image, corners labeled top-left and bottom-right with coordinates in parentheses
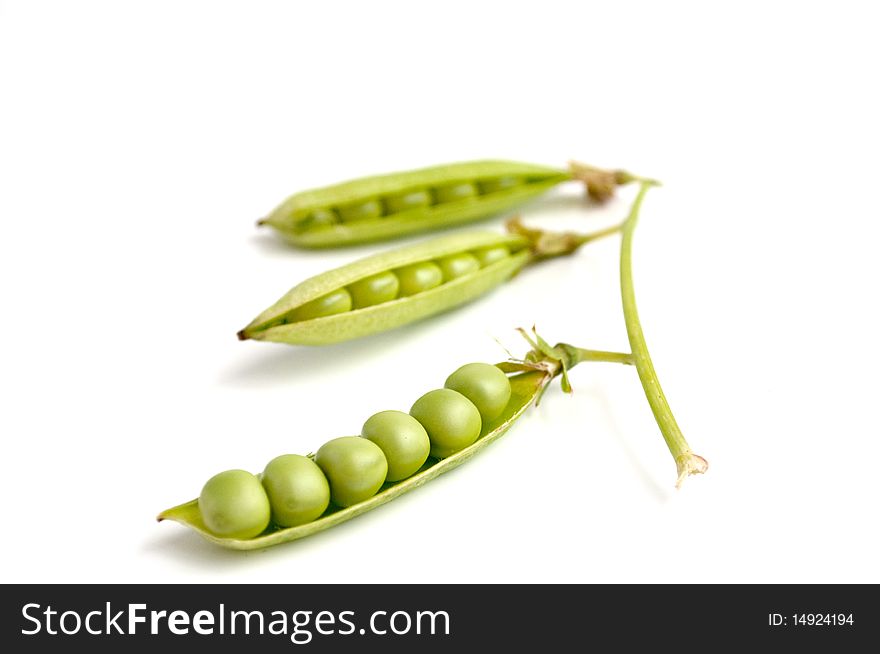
top-left (257, 159), bottom-right (639, 248)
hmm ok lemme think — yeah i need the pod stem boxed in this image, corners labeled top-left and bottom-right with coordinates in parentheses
top-left (563, 347), bottom-right (633, 366)
top-left (620, 182), bottom-right (707, 488)
top-left (499, 327), bottom-right (632, 402)
top-left (568, 161), bottom-right (660, 203)
top-left (506, 217), bottom-right (620, 261)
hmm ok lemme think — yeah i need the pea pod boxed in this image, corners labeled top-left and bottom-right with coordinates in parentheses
top-left (157, 331), bottom-right (632, 550)
top-left (238, 223), bottom-right (617, 345)
top-left (258, 159), bottom-right (638, 248)
top-left (160, 184), bottom-right (709, 551)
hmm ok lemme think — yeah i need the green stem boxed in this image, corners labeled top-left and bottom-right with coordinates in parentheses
top-left (574, 349), bottom-right (633, 365)
top-left (509, 329), bottom-right (632, 399)
top-left (557, 344), bottom-right (633, 366)
top-left (573, 224), bottom-right (623, 247)
top-left (505, 217), bottom-right (621, 261)
top-left (620, 183), bottom-right (707, 488)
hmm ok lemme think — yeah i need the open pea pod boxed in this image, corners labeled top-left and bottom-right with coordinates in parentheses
top-left (158, 336), bottom-right (624, 550)
top-left (258, 159), bottom-right (637, 248)
top-left (158, 371), bottom-right (539, 550)
top-left (238, 224), bottom-right (617, 345)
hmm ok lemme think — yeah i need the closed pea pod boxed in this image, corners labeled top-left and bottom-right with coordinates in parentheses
top-left (257, 159), bottom-right (641, 248)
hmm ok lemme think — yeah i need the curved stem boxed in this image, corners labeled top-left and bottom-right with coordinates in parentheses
top-left (620, 183), bottom-right (707, 488)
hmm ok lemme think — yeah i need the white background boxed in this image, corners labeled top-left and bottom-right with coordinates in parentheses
top-left (1, 0), bottom-right (878, 584)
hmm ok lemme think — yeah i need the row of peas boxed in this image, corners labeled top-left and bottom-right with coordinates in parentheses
top-left (198, 362), bottom-right (513, 539)
top-left (300, 176), bottom-right (526, 229)
top-left (277, 243), bottom-right (514, 324)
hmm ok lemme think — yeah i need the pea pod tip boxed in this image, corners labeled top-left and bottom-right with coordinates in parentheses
top-left (236, 329), bottom-right (250, 341)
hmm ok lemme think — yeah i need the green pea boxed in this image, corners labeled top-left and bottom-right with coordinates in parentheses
top-left (337, 199), bottom-right (383, 222)
top-left (410, 389), bottom-right (482, 459)
top-left (395, 261), bottom-right (443, 297)
top-left (315, 437), bottom-right (388, 507)
top-left (473, 245), bottom-right (510, 267)
top-left (432, 182), bottom-right (478, 203)
top-left (308, 208), bottom-right (339, 227)
top-left (361, 410), bottom-right (430, 481)
top-left (289, 288), bottom-right (352, 322)
top-left (478, 176), bottom-right (523, 194)
top-left (383, 189), bottom-right (433, 214)
top-left (444, 362), bottom-right (512, 424)
top-left (261, 454), bottom-right (330, 527)
top-left (437, 252), bottom-right (480, 281)
top-left (198, 469), bottom-right (270, 539)
top-left (347, 271), bottom-right (400, 309)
